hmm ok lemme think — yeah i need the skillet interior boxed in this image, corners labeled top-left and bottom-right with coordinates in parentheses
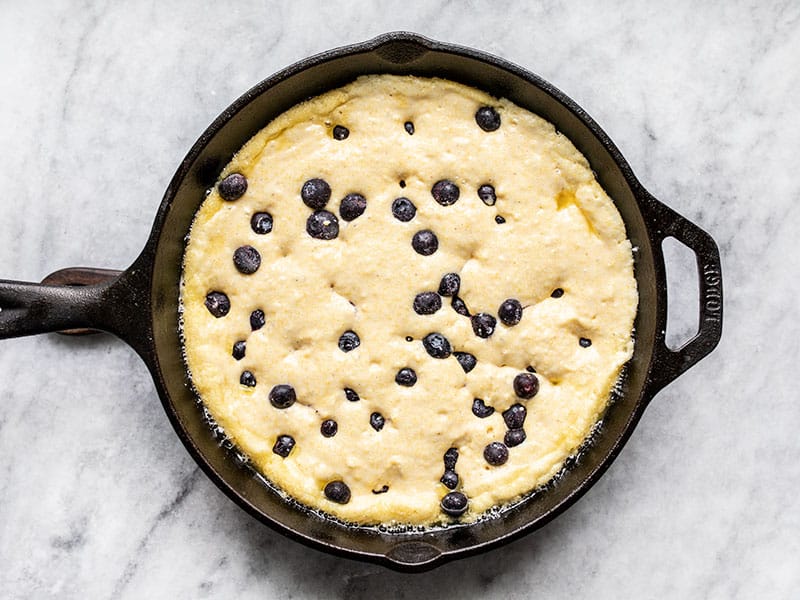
top-left (145, 33), bottom-right (659, 570)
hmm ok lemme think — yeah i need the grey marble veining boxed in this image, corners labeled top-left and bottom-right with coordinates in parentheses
top-left (1, 1), bottom-right (798, 598)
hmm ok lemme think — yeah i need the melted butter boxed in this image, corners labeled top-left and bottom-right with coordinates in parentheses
top-left (556, 188), bottom-right (598, 236)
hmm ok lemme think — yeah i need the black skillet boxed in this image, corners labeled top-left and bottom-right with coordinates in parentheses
top-left (0, 32), bottom-right (723, 572)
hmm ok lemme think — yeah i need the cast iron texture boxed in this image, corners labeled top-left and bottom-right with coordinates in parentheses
top-left (0, 32), bottom-right (723, 571)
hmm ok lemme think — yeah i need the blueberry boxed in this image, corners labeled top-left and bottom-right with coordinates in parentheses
top-left (272, 435), bottom-right (295, 457)
top-left (513, 372), bottom-right (539, 399)
top-left (444, 447), bottom-right (459, 470)
top-left (495, 215), bottom-right (506, 224)
top-left (370, 412), bottom-right (385, 431)
top-left (440, 470), bottom-right (459, 489)
top-left (504, 428), bottom-right (526, 447)
top-left (451, 296), bottom-right (470, 316)
top-left (423, 332), bottom-right (451, 358)
top-left (454, 352), bottom-right (477, 373)
top-left (404, 121), bottom-right (415, 135)
top-left (438, 273), bottom-right (460, 296)
top-left (251, 212), bottom-right (273, 234)
top-left (502, 403), bottom-right (527, 429)
top-left (399, 180), bottom-right (406, 188)
top-left (269, 384), bottom-right (296, 409)
top-left (232, 340), bottom-right (246, 360)
top-left (526, 365), bottom-right (536, 373)
top-left (391, 197), bottom-right (417, 222)
top-left (372, 485), bottom-right (389, 494)
top-left (233, 245), bottom-right (261, 275)
top-left (338, 330), bottom-right (360, 352)
top-left (240, 371), bottom-right (256, 387)
top-left (320, 419), bottom-right (338, 437)
top-left (551, 288), bottom-right (565, 298)
top-left (301, 178), bottom-right (331, 209)
top-left (472, 398), bottom-right (494, 418)
top-left (204, 291), bottom-right (230, 318)
top-left (344, 388), bottom-right (360, 402)
top-left (483, 441), bottom-right (509, 466)
top-left (395, 368), bottom-right (417, 387)
top-left (250, 309), bottom-right (265, 331)
top-left (306, 210), bottom-right (339, 240)
top-left (412, 230), bottom-right (438, 255)
top-left (475, 106), bottom-right (501, 132)
top-left (440, 491), bottom-right (468, 517)
top-left (324, 480), bottom-right (351, 504)
top-left (413, 291), bottom-right (442, 315)
top-left (218, 173), bottom-right (247, 201)
top-left (339, 193), bottom-right (367, 221)
top-left (471, 313), bottom-right (497, 338)
top-left (498, 298), bottom-right (523, 326)
top-left (478, 184), bottom-right (496, 206)
top-left (333, 125), bottom-right (349, 140)
top-left (431, 179), bottom-right (460, 206)
top-left (580, 337), bottom-right (593, 348)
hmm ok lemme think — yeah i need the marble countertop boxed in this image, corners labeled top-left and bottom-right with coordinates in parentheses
top-left (1, 2), bottom-right (798, 598)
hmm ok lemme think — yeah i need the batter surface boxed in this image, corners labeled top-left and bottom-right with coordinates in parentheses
top-left (181, 75), bottom-right (637, 525)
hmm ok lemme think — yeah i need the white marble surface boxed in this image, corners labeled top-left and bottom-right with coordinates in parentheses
top-left (1, 1), bottom-right (798, 597)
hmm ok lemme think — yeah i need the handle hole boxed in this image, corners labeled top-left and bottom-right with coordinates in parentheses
top-left (663, 236), bottom-right (700, 351)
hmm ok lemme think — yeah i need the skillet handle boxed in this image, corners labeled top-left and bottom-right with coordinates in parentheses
top-left (0, 263), bottom-right (152, 356)
top-left (640, 191), bottom-right (723, 393)
top-left (40, 267), bottom-right (122, 335)
top-left (0, 268), bottom-right (121, 338)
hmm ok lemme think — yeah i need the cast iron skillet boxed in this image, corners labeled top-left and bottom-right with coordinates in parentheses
top-left (0, 32), bottom-right (723, 572)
